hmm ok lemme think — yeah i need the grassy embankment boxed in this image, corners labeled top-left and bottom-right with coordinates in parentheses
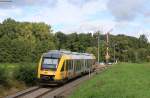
top-left (70, 63), bottom-right (150, 98)
top-left (0, 63), bottom-right (36, 98)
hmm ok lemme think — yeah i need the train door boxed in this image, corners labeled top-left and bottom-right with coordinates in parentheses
top-left (66, 60), bottom-right (73, 79)
top-left (71, 60), bottom-right (74, 78)
top-left (73, 59), bottom-right (76, 77)
top-left (64, 60), bottom-right (68, 79)
top-left (83, 59), bottom-right (86, 73)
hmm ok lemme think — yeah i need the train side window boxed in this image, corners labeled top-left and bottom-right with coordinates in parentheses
top-left (76, 60), bottom-right (78, 71)
top-left (87, 60), bottom-right (90, 68)
top-left (66, 60), bottom-right (68, 71)
top-left (88, 60), bottom-right (90, 68)
top-left (75, 60), bottom-right (77, 71)
top-left (68, 60), bottom-right (71, 70)
top-left (71, 60), bottom-right (73, 70)
top-left (70, 60), bottom-right (73, 70)
top-left (82, 59), bottom-right (84, 66)
top-left (79, 60), bottom-right (81, 70)
top-left (66, 60), bottom-right (68, 70)
top-left (70, 60), bottom-right (72, 70)
top-left (81, 59), bottom-right (84, 69)
top-left (73, 59), bottom-right (75, 70)
top-left (85, 60), bottom-right (86, 67)
top-left (86, 60), bottom-right (88, 67)
top-left (77, 60), bottom-right (79, 71)
top-left (89, 59), bottom-right (91, 68)
top-left (78, 60), bottom-right (80, 71)
top-left (61, 61), bottom-right (65, 71)
top-left (89, 60), bottom-right (91, 67)
top-left (68, 60), bottom-right (70, 70)
top-left (83, 59), bottom-right (85, 68)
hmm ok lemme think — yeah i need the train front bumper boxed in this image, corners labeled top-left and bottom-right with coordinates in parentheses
top-left (38, 74), bottom-right (64, 84)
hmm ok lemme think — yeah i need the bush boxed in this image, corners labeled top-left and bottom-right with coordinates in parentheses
top-left (14, 63), bottom-right (37, 86)
top-left (0, 66), bottom-right (8, 86)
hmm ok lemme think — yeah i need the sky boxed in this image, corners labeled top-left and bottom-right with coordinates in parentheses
top-left (0, 0), bottom-right (150, 41)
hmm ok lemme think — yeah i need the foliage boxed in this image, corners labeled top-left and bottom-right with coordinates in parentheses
top-left (0, 63), bottom-right (29, 97)
top-left (109, 34), bottom-right (150, 62)
top-left (0, 18), bottom-right (56, 63)
top-left (14, 63), bottom-right (37, 86)
top-left (70, 63), bottom-right (150, 98)
top-left (55, 32), bottom-right (150, 63)
top-left (0, 18), bottom-right (150, 63)
top-left (0, 66), bottom-right (8, 86)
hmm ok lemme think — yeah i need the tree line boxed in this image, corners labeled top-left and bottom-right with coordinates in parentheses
top-left (0, 18), bottom-right (150, 63)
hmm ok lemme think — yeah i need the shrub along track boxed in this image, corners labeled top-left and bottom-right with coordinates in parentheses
top-left (5, 64), bottom-right (108, 98)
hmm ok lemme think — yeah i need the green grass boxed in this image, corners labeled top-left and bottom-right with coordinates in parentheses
top-left (0, 63), bottom-right (37, 98)
top-left (70, 63), bottom-right (150, 98)
top-left (0, 63), bottom-right (36, 78)
top-left (0, 63), bottom-right (20, 78)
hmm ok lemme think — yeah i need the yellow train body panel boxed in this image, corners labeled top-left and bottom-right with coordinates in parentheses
top-left (55, 55), bottom-right (70, 80)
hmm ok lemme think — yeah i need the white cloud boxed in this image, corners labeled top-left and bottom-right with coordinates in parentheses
top-left (107, 0), bottom-right (150, 21)
top-left (0, 0), bottom-right (109, 31)
top-left (0, 0), bottom-right (57, 9)
top-left (81, 0), bottom-right (107, 15)
top-left (20, 0), bottom-right (108, 31)
top-left (55, 19), bottom-right (115, 34)
top-left (0, 0), bottom-right (150, 42)
top-left (0, 12), bottom-right (7, 17)
top-left (0, 8), bottom-right (22, 22)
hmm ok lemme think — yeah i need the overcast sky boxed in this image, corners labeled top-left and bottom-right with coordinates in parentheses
top-left (0, 0), bottom-right (150, 41)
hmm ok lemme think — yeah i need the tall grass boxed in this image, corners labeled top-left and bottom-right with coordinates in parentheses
top-left (0, 63), bottom-right (37, 97)
top-left (0, 66), bottom-right (8, 86)
top-left (13, 63), bottom-right (37, 86)
top-left (0, 63), bottom-right (37, 87)
top-left (70, 63), bottom-right (150, 98)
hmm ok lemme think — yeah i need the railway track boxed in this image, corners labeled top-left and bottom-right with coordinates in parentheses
top-left (5, 86), bottom-right (56, 98)
top-left (45, 66), bottom-right (108, 98)
top-left (5, 65), bottom-right (108, 98)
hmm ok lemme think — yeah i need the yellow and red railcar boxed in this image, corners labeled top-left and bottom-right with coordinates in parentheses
top-left (37, 50), bottom-right (96, 85)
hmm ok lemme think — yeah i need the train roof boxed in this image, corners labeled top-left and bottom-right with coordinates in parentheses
top-left (43, 50), bottom-right (95, 59)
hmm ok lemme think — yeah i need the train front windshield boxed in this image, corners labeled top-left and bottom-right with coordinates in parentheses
top-left (42, 58), bottom-right (58, 71)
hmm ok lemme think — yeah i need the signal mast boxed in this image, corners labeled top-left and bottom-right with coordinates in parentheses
top-left (105, 29), bottom-right (113, 64)
top-left (105, 32), bottom-right (110, 64)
